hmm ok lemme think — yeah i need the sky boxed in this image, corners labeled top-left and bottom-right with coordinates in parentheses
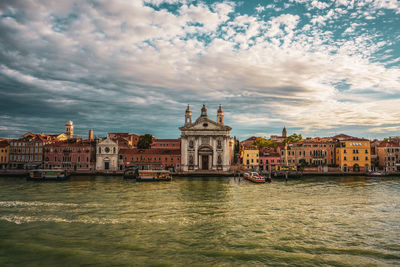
top-left (0, 0), bottom-right (399, 140)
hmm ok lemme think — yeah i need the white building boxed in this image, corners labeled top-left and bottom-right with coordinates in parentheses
top-left (179, 104), bottom-right (233, 172)
top-left (96, 135), bottom-right (118, 171)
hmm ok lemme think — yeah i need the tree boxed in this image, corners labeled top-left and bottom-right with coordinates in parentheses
top-left (137, 134), bottom-right (153, 149)
top-left (283, 133), bottom-right (303, 145)
top-left (254, 137), bottom-right (277, 149)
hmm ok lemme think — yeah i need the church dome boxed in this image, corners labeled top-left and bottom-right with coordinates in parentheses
top-left (66, 120), bottom-right (73, 126)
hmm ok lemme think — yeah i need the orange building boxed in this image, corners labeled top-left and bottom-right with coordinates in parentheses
top-left (336, 138), bottom-right (371, 172)
top-left (0, 140), bottom-right (9, 169)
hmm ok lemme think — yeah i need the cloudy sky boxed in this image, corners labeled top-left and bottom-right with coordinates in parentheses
top-left (0, 0), bottom-right (399, 140)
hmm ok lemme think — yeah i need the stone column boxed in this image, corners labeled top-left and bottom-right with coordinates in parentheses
top-left (194, 136), bottom-right (198, 170)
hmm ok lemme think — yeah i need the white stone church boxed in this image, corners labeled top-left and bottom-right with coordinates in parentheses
top-left (179, 104), bottom-right (234, 172)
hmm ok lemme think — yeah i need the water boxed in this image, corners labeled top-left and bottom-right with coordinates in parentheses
top-left (0, 176), bottom-right (399, 266)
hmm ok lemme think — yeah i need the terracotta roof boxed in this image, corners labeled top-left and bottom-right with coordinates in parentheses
top-left (376, 142), bottom-right (400, 147)
top-left (0, 140), bottom-right (9, 147)
top-left (45, 139), bottom-right (95, 147)
top-left (120, 148), bottom-right (181, 155)
top-left (332, 134), bottom-right (355, 140)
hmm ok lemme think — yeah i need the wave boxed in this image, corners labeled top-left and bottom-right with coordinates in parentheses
top-left (0, 201), bottom-right (101, 208)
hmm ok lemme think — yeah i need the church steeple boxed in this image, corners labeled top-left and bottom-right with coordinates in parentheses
top-left (282, 126), bottom-right (287, 138)
top-left (217, 104), bottom-right (224, 125)
top-left (201, 104), bottom-right (208, 117)
top-left (185, 104), bottom-right (192, 126)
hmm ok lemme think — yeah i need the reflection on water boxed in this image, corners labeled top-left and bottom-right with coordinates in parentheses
top-left (0, 175), bottom-right (400, 266)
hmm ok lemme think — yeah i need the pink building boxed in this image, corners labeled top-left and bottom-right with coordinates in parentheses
top-left (119, 148), bottom-right (181, 171)
top-left (259, 147), bottom-right (281, 172)
top-left (43, 139), bottom-right (96, 171)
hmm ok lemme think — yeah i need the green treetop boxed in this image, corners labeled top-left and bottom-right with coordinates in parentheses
top-left (283, 133), bottom-right (303, 145)
top-left (137, 134), bottom-right (153, 149)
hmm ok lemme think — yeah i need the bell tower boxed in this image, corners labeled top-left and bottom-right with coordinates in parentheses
top-left (65, 121), bottom-right (74, 139)
top-left (185, 104), bottom-right (192, 126)
top-left (282, 126), bottom-right (287, 138)
top-left (89, 129), bottom-right (94, 141)
top-left (217, 104), bottom-right (224, 125)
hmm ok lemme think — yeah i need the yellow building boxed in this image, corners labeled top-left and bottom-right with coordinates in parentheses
top-left (241, 147), bottom-right (259, 170)
top-left (0, 140), bottom-right (9, 169)
top-left (336, 138), bottom-right (371, 172)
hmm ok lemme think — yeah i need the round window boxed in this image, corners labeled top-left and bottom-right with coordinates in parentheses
top-left (105, 147), bottom-right (110, 153)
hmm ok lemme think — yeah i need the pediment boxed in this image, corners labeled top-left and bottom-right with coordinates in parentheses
top-left (99, 137), bottom-right (117, 145)
top-left (183, 117), bottom-right (228, 131)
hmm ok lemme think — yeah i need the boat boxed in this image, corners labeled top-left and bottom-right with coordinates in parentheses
top-left (366, 171), bottom-right (388, 177)
top-left (28, 169), bottom-right (70, 181)
top-left (124, 167), bottom-right (172, 181)
top-left (243, 172), bottom-right (266, 183)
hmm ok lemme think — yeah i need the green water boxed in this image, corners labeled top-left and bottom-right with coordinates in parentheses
top-left (0, 176), bottom-right (399, 266)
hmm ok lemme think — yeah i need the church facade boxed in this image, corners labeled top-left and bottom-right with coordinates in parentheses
top-left (179, 104), bottom-right (234, 172)
top-left (96, 135), bottom-right (118, 171)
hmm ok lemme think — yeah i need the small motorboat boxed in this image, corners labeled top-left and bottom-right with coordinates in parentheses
top-left (28, 169), bottom-right (70, 181)
top-left (366, 171), bottom-right (388, 177)
top-left (243, 172), bottom-right (266, 183)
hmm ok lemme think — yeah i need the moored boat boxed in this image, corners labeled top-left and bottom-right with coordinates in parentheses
top-left (28, 169), bottom-right (70, 181)
top-left (124, 167), bottom-right (172, 181)
top-left (243, 172), bottom-right (265, 183)
top-left (366, 171), bottom-right (388, 177)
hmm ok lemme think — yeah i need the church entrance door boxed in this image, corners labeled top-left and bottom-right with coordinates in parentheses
top-left (202, 155), bottom-right (209, 170)
top-left (104, 162), bottom-right (110, 170)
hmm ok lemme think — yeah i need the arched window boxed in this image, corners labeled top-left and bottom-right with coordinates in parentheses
top-left (113, 147), bottom-right (116, 153)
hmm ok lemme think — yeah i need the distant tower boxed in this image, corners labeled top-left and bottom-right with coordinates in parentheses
top-left (201, 104), bottom-right (208, 117)
top-left (282, 126), bottom-right (287, 138)
top-left (65, 121), bottom-right (74, 139)
top-left (185, 104), bottom-right (192, 126)
top-left (89, 129), bottom-right (94, 141)
top-left (217, 104), bottom-right (224, 125)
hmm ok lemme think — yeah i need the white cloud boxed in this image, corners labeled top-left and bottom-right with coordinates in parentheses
top-left (0, 0), bottom-right (399, 138)
top-left (368, 126), bottom-right (400, 133)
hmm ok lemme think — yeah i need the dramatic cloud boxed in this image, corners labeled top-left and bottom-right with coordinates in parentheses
top-left (0, 0), bottom-right (399, 139)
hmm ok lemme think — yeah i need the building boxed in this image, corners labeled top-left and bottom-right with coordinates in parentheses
top-left (65, 121), bottom-right (74, 139)
top-left (8, 133), bottom-right (48, 169)
top-left (283, 138), bottom-right (336, 167)
top-left (0, 140), bottom-right (9, 169)
top-left (241, 147), bottom-right (259, 170)
top-left (240, 137), bottom-right (257, 148)
top-left (179, 104), bottom-right (233, 172)
top-left (376, 142), bottom-right (400, 172)
top-left (336, 138), bottom-right (371, 172)
top-left (43, 139), bottom-right (96, 171)
top-left (96, 135), bottom-right (119, 171)
top-left (108, 133), bottom-right (140, 148)
top-left (119, 148), bottom-right (181, 171)
top-left (259, 147), bottom-right (281, 172)
top-left (151, 139), bottom-right (181, 150)
top-left (270, 127), bottom-right (287, 143)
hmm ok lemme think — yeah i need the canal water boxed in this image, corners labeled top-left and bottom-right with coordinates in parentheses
top-left (0, 176), bottom-right (399, 266)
